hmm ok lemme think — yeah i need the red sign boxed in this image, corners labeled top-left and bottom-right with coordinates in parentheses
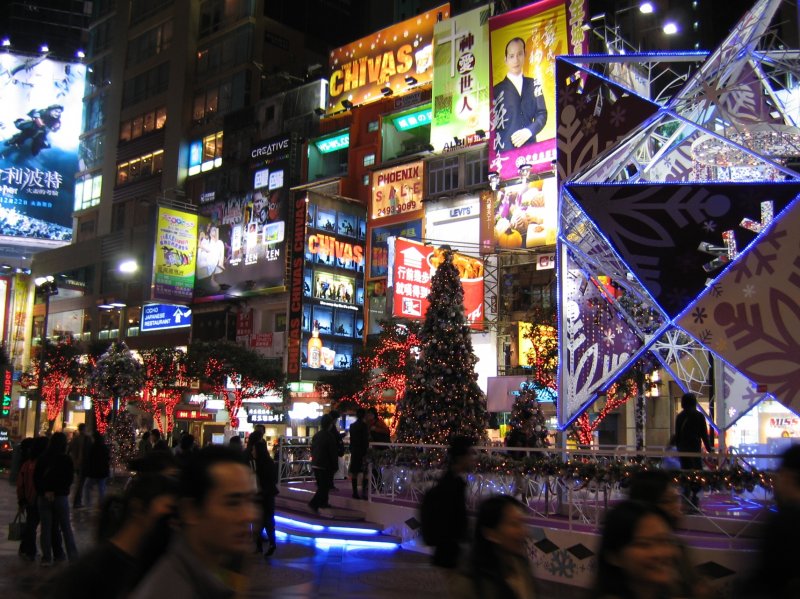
top-left (286, 195), bottom-right (307, 381)
top-left (392, 237), bottom-right (484, 329)
top-left (175, 409), bottom-right (214, 421)
top-left (236, 309), bottom-right (254, 337)
top-left (250, 333), bottom-right (274, 348)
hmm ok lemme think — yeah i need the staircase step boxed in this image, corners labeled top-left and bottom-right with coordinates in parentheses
top-left (276, 492), bottom-right (367, 521)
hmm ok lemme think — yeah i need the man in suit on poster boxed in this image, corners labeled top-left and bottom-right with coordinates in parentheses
top-left (493, 37), bottom-right (547, 150)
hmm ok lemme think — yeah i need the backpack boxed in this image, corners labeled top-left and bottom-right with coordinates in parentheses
top-left (419, 481), bottom-right (443, 545)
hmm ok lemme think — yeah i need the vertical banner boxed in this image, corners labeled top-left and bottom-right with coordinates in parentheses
top-left (152, 207), bottom-right (198, 302)
top-left (286, 194), bottom-right (308, 382)
top-left (326, 4), bottom-right (450, 114)
top-left (489, 0), bottom-right (586, 180)
top-left (431, 4), bottom-right (492, 152)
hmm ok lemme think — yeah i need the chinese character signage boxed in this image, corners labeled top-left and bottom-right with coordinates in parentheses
top-left (489, 0), bottom-right (586, 180)
top-left (195, 134), bottom-right (295, 299)
top-left (370, 161), bottom-right (424, 221)
top-left (153, 207), bottom-right (198, 302)
top-left (431, 4), bottom-right (492, 152)
top-left (479, 176), bottom-right (558, 254)
top-left (392, 237), bottom-right (484, 329)
top-left (327, 4), bottom-right (450, 114)
top-left (0, 53), bottom-right (86, 245)
top-left (370, 219), bottom-right (423, 278)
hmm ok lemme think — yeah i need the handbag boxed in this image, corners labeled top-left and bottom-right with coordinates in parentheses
top-left (8, 510), bottom-right (25, 541)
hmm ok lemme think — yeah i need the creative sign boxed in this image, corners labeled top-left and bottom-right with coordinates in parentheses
top-left (370, 219), bottom-right (423, 278)
top-left (0, 53), bottom-right (86, 245)
top-left (196, 134), bottom-right (294, 299)
top-left (431, 4), bottom-right (492, 153)
top-left (371, 161), bottom-right (424, 221)
top-left (326, 4), bottom-right (450, 113)
top-left (479, 176), bottom-right (557, 254)
top-left (489, 0), bottom-right (586, 180)
top-left (153, 207), bottom-right (198, 302)
top-left (392, 237), bottom-right (484, 329)
top-left (141, 303), bottom-right (193, 332)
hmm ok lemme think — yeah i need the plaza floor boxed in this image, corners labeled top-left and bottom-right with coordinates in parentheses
top-left (0, 471), bottom-right (587, 599)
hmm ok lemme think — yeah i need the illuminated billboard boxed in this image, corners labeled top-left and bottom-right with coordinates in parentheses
top-left (431, 4), bottom-right (492, 152)
top-left (195, 134), bottom-right (294, 299)
top-left (0, 53), bottom-right (86, 244)
top-left (392, 237), bottom-right (484, 329)
top-left (370, 161), bottom-right (424, 221)
top-left (153, 207), bottom-right (199, 303)
top-left (479, 176), bottom-right (557, 254)
top-left (326, 4), bottom-right (450, 114)
top-left (489, 0), bottom-right (586, 180)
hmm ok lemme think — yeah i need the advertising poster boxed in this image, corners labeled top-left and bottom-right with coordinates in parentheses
top-left (489, 0), bottom-right (586, 180)
top-left (0, 53), bottom-right (86, 244)
top-left (370, 161), bottom-right (424, 221)
top-left (392, 237), bottom-right (484, 329)
top-left (326, 4), bottom-right (450, 114)
top-left (431, 4), bottom-right (492, 152)
top-left (195, 135), bottom-right (294, 299)
top-left (479, 176), bottom-right (557, 254)
top-left (153, 207), bottom-right (198, 303)
top-left (370, 219), bottom-right (423, 278)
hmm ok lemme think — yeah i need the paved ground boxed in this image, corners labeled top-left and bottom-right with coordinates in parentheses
top-left (0, 470), bottom-right (587, 598)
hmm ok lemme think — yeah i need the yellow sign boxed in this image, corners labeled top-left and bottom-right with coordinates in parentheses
top-left (370, 161), bottom-right (424, 221)
top-left (153, 207), bottom-right (198, 302)
top-left (518, 321), bottom-right (557, 367)
top-left (327, 4), bottom-right (450, 113)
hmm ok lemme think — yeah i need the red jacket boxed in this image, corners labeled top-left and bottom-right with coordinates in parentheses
top-left (16, 459), bottom-right (37, 504)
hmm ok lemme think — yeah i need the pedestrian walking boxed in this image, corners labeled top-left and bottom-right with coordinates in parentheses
top-left (16, 437), bottom-right (46, 561)
top-left (348, 408), bottom-right (369, 499)
top-left (673, 393), bottom-right (713, 512)
top-left (249, 431), bottom-right (278, 557)
top-left (68, 423), bottom-right (92, 508)
top-left (83, 431), bottom-right (110, 509)
top-left (308, 414), bottom-right (338, 515)
top-left (34, 432), bottom-right (79, 566)
top-left (328, 409), bottom-right (345, 491)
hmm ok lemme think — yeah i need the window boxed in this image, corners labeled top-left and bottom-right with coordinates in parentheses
top-left (88, 17), bottom-right (114, 55)
top-left (74, 173), bottom-right (102, 211)
top-left (130, 0), bottom-right (172, 26)
top-left (203, 131), bottom-right (223, 162)
top-left (195, 25), bottom-right (253, 78)
top-left (121, 62), bottom-right (170, 107)
top-left (192, 74), bottom-right (246, 123)
top-left (368, 120), bottom-right (379, 132)
top-left (79, 133), bottom-right (105, 169)
top-left (83, 93), bottom-right (107, 132)
top-left (126, 20), bottom-right (173, 67)
top-left (428, 156), bottom-right (459, 195)
top-left (363, 153), bottom-right (375, 167)
top-left (116, 150), bottom-right (164, 185)
top-left (363, 174), bottom-right (369, 186)
top-left (119, 107), bottom-right (167, 143)
top-left (464, 146), bottom-right (488, 187)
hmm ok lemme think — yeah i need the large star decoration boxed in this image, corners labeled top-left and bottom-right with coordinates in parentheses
top-left (556, 0), bottom-right (800, 427)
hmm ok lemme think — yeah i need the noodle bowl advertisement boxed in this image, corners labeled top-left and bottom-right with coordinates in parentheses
top-left (391, 237), bottom-right (484, 329)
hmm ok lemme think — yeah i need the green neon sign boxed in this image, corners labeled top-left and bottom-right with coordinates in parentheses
top-left (393, 107), bottom-right (432, 131)
top-left (315, 132), bottom-right (350, 153)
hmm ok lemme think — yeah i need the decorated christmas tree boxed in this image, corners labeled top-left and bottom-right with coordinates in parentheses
top-left (87, 341), bottom-right (144, 432)
top-left (396, 247), bottom-right (488, 444)
top-left (507, 382), bottom-right (549, 448)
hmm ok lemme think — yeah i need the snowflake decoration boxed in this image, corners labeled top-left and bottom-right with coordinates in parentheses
top-left (742, 284), bottom-right (756, 298)
top-left (615, 324), bottom-right (624, 334)
top-left (699, 328), bottom-right (713, 344)
top-left (609, 104), bottom-right (627, 128)
top-left (546, 550), bottom-right (576, 579)
top-left (582, 116), bottom-right (598, 135)
top-left (691, 306), bottom-right (708, 324)
top-left (708, 283), bottom-right (723, 298)
top-left (602, 329), bottom-right (616, 345)
top-left (703, 220), bottom-right (717, 232)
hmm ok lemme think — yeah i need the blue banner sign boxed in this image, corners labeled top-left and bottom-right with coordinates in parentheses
top-left (141, 303), bottom-right (192, 332)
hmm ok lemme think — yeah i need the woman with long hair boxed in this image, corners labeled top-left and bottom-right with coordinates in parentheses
top-left (454, 494), bottom-right (537, 598)
top-left (595, 500), bottom-right (680, 599)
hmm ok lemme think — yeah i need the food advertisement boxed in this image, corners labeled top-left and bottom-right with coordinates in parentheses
top-left (326, 4), bottom-right (450, 114)
top-left (479, 176), bottom-right (557, 254)
top-left (392, 237), bottom-right (484, 329)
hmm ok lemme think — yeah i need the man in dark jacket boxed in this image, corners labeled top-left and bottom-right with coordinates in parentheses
top-left (348, 408), bottom-right (369, 499)
top-left (429, 436), bottom-right (476, 569)
top-left (68, 424), bottom-right (92, 508)
top-left (308, 414), bottom-right (338, 515)
top-left (674, 393), bottom-right (713, 510)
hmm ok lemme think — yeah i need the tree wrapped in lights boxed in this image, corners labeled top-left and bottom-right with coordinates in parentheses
top-left (521, 305), bottom-right (558, 394)
top-left (323, 320), bottom-right (419, 433)
top-left (24, 336), bottom-right (83, 433)
top-left (573, 380), bottom-right (638, 446)
top-left (507, 382), bottom-right (549, 448)
top-left (188, 341), bottom-right (283, 430)
top-left (87, 341), bottom-right (144, 433)
top-left (395, 248), bottom-right (488, 444)
top-left (139, 347), bottom-right (189, 434)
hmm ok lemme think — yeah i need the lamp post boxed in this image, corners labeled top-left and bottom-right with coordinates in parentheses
top-left (33, 275), bottom-right (58, 436)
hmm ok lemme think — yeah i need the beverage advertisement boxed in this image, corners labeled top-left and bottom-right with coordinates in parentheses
top-left (0, 53), bottom-right (86, 244)
top-left (479, 176), bottom-right (557, 254)
top-left (391, 237), bottom-right (484, 329)
top-left (431, 4), bottom-right (493, 152)
top-left (153, 207), bottom-right (199, 303)
top-left (326, 4), bottom-right (450, 114)
top-left (488, 0), bottom-right (586, 180)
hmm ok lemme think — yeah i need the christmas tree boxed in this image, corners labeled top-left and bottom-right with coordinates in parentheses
top-left (396, 247), bottom-right (488, 444)
top-left (507, 382), bottom-right (549, 448)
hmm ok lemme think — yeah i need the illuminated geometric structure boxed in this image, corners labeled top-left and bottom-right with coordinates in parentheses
top-left (556, 0), bottom-right (800, 429)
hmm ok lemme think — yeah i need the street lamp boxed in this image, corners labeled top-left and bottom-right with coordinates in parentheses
top-left (33, 275), bottom-right (58, 436)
